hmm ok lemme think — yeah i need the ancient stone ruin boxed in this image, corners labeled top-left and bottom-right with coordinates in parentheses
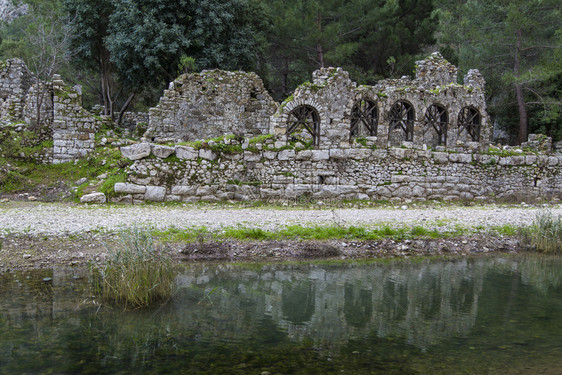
top-left (112, 53), bottom-right (561, 204)
top-left (0, 53), bottom-right (560, 203)
top-left (0, 58), bottom-right (99, 163)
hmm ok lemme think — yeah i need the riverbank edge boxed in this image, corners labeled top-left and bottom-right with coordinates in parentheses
top-left (0, 231), bottom-right (522, 272)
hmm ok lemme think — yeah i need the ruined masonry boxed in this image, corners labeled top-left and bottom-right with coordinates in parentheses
top-left (0, 58), bottom-right (100, 163)
top-left (113, 53), bottom-right (562, 203)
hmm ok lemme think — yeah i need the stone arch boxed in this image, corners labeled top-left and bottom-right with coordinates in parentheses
top-left (457, 106), bottom-right (481, 142)
top-left (350, 97), bottom-right (378, 140)
top-left (423, 104), bottom-right (448, 147)
top-left (286, 104), bottom-right (321, 147)
top-left (388, 100), bottom-right (415, 146)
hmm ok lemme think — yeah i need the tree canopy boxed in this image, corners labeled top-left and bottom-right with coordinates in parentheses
top-left (0, 0), bottom-right (559, 142)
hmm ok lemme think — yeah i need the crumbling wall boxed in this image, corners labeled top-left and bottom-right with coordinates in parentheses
top-left (272, 52), bottom-right (491, 151)
top-left (0, 59), bottom-right (99, 163)
top-left (0, 59), bottom-right (34, 125)
top-left (146, 70), bottom-right (278, 142)
top-left (51, 75), bottom-right (99, 163)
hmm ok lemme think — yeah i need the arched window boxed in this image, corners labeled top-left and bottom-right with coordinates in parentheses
top-left (389, 101), bottom-right (414, 143)
top-left (350, 98), bottom-right (378, 140)
top-left (424, 104), bottom-right (448, 146)
top-left (287, 105), bottom-right (320, 146)
top-left (458, 107), bottom-right (481, 142)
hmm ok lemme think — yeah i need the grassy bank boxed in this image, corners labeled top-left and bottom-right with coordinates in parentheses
top-left (151, 222), bottom-right (519, 243)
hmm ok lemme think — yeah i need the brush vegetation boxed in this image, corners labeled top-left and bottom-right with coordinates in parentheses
top-left (92, 228), bottom-right (177, 309)
top-left (520, 211), bottom-right (562, 254)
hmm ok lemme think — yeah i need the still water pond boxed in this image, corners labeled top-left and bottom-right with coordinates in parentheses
top-left (1, 256), bottom-right (561, 374)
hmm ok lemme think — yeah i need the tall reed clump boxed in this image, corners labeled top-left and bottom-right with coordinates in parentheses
top-left (520, 211), bottom-right (562, 254)
top-left (92, 228), bottom-right (177, 308)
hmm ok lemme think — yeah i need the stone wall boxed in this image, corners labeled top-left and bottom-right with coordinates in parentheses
top-left (145, 70), bottom-right (278, 142)
top-left (120, 111), bottom-right (149, 131)
top-left (114, 139), bottom-right (562, 204)
top-left (0, 59), bottom-right (34, 125)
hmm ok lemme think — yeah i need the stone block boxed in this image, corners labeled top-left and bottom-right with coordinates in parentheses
top-left (196, 185), bottom-right (218, 196)
top-left (311, 150), bottom-right (330, 161)
top-left (525, 155), bottom-right (537, 165)
top-left (121, 143), bottom-right (151, 160)
top-left (114, 183), bottom-right (146, 194)
top-left (176, 145), bottom-right (198, 160)
top-left (278, 149), bottom-right (296, 160)
top-left (296, 150), bottom-right (312, 160)
top-left (171, 185), bottom-right (198, 195)
top-left (499, 157), bottom-right (512, 165)
top-left (433, 152), bottom-right (449, 164)
top-left (144, 186), bottom-right (166, 202)
top-left (110, 194), bottom-right (133, 204)
top-left (263, 151), bottom-right (277, 160)
top-left (329, 149), bottom-right (347, 159)
top-left (348, 149), bottom-right (371, 160)
top-left (153, 145), bottom-right (175, 159)
top-left (393, 186), bottom-right (413, 198)
top-left (457, 153), bottom-right (473, 163)
top-left (80, 192), bottom-right (106, 204)
top-left (391, 175), bottom-right (410, 183)
top-left (244, 151), bottom-right (261, 162)
top-left (199, 148), bottom-right (217, 161)
top-left (165, 194), bottom-right (181, 202)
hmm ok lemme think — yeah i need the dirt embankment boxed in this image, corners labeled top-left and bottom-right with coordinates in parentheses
top-left (0, 232), bottom-right (522, 272)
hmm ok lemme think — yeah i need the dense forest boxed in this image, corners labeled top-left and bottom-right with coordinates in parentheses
top-left (0, 0), bottom-right (560, 143)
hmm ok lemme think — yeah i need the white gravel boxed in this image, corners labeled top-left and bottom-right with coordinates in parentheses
top-left (1, 203), bottom-right (561, 236)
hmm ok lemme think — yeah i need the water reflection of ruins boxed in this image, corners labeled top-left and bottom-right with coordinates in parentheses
top-left (174, 258), bottom-right (490, 350)
top-left (1, 256), bottom-right (560, 355)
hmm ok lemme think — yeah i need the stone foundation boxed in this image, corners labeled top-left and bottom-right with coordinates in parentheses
top-left (114, 140), bottom-right (562, 204)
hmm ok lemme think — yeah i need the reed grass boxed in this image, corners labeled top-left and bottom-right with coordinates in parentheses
top-left (92, 228), bottom-right (177, 309)
top-left (520, 211), bottom-right (562, 254)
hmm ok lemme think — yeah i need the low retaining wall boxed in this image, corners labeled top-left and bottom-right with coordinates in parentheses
top-left (113, 141), bottom-right (562, 204)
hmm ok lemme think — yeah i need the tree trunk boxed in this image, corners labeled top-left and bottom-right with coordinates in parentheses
top-left (316, 13), bottom-right (324, 68)
top-left (282, 57), bottom-right (288, 96)
top-left (514, 29), bottom-right (528, 144)
top-left (116, 92), bottom-right (135, 127)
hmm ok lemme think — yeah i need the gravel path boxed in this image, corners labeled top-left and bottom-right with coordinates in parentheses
top-left (1, 202), bottom-right (561, 236)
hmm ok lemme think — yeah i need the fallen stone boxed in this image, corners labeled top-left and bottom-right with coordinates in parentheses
top-left (80, 192), bottom-right (106, 204)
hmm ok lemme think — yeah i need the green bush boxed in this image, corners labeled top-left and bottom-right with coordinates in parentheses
top-left (92, 228), bottom-right (177, 309)
top-left (520, 211), bottom-right (562, 254)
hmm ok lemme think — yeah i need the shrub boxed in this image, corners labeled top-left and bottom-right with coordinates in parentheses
top-left (92, 228), bottom-right (177, 308)
top-left (520, 211), bottom-right (562, 254)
